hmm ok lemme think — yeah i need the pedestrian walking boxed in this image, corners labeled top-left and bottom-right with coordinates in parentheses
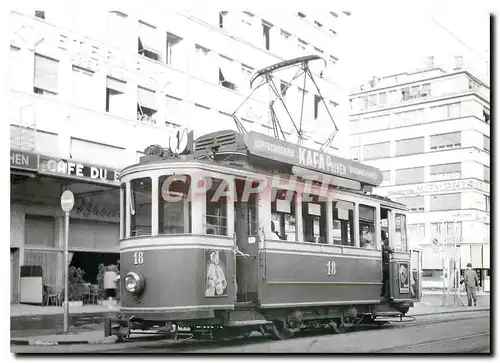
top-left (461, 263), bottom-right (479, 307)
top-left (104, 264), bottom-right (118, 307)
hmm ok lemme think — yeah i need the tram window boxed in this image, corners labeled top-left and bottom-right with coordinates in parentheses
top-left (271, 188), bottom-right (296, 241)
top-left (302, 195), bottom-right (327, 243)
top-left (394, 213), bottom-right (408, 252)
top-left (130, 177), bottom-right (152, 237)
top-left (332, 200), bottom-right (354, 246)
top-left (380, 208), bottom-right (390, 250)
top-left (158, 175), bottom-right (192, 235)
top-left (206, 178), bottom-right (228, 236)
top-left (235, 179), bottom-right (259, 237)
top-left (359, 204), bottom-right (376, 249)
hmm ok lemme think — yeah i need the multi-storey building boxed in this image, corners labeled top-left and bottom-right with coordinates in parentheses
top-left (348, 56), bottom-right (490, 291)
top-left (9, 8), bottom-right (350, 303)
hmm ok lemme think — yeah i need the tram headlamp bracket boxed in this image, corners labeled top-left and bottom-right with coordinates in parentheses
top-left (125, 272), bottom-right (145, 295)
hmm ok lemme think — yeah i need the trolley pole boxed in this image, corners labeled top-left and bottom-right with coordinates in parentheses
top-left (60, 190), bottom-right (75, 334)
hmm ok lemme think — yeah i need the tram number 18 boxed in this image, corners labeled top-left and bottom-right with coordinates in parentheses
top-left (326, 261), bottom-right (337, 276)
top-left (133, 251), bottom-right (144, 265)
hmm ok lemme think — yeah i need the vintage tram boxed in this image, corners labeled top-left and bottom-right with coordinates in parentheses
top-left (105, 129), bottom-right (422, 340)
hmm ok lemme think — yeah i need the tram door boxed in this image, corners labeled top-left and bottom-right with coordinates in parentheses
top-left (234, 180), bottom-right (259, 303)
top-left (410, 249), bottom-right (422, 301)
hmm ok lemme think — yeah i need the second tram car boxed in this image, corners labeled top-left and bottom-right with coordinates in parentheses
top-left (106, 129), bottom-right (422, 340)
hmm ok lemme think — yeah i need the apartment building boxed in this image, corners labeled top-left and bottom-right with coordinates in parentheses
top-left (348, 57), bottom-right (490, 290)
top-left (9, 8), bottom-right (350, 303)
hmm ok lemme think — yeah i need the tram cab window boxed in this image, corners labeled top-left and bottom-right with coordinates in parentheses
top-left (130, 177), bottom-right (152, 236)
top-left (332, 200), bottom-right (355, 246)
top-left (380, 208), bottom-right (390, 249)
top-left (359, 204), bottom-right (376, 249)
top-left (206, 178), bottom-right (228, 236)
top-left (158, 175), bottom-right (192, 234)
top-left (302, 194), bottom-right (327, 243)
top-left (271, 188), bottom-right (296, 241)
top-left (394, 213), bottom-right (408, 252)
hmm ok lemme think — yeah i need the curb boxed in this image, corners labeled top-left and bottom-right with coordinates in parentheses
top-left (11, 311), bottom-right (118, 319)
top-left (411, 307), bottom-right (489, 317)
top-left (11, 336), bottom-right (117, 346)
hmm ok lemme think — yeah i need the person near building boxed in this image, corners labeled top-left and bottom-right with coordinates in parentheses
top-left (461, 263), bottom-right (479, 307)
top-left (104, 265), bottom-right (118, 307)
top-left (381, 231), bottom-right (394, 299)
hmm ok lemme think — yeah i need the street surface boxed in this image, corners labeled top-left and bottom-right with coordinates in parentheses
top-left (11, 310), bottom-right (489, 354)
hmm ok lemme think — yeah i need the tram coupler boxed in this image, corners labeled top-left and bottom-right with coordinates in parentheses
top-left (104, 314), bottom-right (133, 338)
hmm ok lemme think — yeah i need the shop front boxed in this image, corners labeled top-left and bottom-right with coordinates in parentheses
top-left (11, 150), bottom-right (121, 304)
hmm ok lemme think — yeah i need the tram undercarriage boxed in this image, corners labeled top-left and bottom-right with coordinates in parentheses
top-left (105, 300), bottom-right (413, 341)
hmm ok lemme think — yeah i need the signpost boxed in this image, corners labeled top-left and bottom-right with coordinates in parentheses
top-left (61, 190), bottom-right (75, 333)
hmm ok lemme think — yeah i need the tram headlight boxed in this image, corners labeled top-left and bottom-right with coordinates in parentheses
top-left (125, 272), bottom-right (145, 295)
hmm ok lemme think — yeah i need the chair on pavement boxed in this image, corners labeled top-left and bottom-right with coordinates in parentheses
top-left (44, 285), bottom-right (62, 306)
top-left (87, 284), bottom-right (100, 305)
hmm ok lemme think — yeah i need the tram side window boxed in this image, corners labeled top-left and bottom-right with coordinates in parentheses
top-left (394, 213), bottom-right (408, 252)
top-left (359, 204), bottom-right (376, 249)
top-left (130, 177), bottom-right (152, 237)
top-left (302, 195), bottom-right (327, 243)
top-left (332, 200), bottom-right (354, 246)
top-left (206, 178), bottom-right (228, 236)
top-left (158, 175), bottom-right (192, 235)
top-left (271, 188), bottom-right (296, 241)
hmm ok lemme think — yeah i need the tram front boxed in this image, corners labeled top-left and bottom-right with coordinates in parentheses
top-left (107, 158), bottom-right (238, 338)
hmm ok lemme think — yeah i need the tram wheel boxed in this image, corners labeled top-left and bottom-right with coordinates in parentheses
top-left (270, 320), bottom-right (295, 340)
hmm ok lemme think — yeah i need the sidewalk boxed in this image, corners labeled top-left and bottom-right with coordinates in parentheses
top-left (11, 303), bottom-right (119, 318)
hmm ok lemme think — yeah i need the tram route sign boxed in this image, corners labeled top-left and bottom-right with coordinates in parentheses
top-left (244, 132), bottom-right (383, 186)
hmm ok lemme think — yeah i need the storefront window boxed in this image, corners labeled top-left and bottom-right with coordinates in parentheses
top-left (394, 213), bottom-right (408, 252)
top-left (130, 177), bottom-right (152, 236)
top-left (206, 178), bottom-right (228, 236)
top-left (271, 188), bottom-right (296, 241)
top-left (159, 175), bottom-right (191, 235)
top-left (359, 204), bottom-right (375, 248)
top-left (333, 200), bottom-right (355, 246)
top-left (302, 195), bottom-right (327, 243)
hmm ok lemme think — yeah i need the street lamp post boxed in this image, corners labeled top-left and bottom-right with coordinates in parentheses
top-left (60, 190), bottom-right (75, 333)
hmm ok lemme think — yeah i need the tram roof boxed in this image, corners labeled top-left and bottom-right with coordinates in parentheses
top-left (193, 130), bottom-right (383, 187)
top-left (130, 130), bottom-right (384, 187)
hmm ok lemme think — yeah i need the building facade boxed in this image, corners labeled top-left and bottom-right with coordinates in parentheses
top-left (348, 57), bottom-right (490, 291)
top-left (9, 8), bottom-right (350, 303)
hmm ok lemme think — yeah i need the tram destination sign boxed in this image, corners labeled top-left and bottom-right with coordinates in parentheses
top-left (244, 132), bottom-right (383, 186)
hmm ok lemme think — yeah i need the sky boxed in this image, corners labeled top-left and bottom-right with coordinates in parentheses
top-left (335, 5), bottom-right (491, 92)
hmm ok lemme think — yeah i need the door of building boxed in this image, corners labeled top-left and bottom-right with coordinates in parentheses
top-left (11, 248), bottom-right (19, 304)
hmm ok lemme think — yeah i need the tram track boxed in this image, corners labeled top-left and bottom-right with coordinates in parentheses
top-left (374, 332), bottom-right (490, 353)
top-left (106, 310), bottom-right (489, 353)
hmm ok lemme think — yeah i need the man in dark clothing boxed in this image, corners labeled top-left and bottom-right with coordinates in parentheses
top-left (462, 263), bottom-right (479, 307)
top-left (381, 231), bottom-right (394, 299)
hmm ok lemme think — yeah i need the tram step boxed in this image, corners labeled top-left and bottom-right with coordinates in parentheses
top-left (234, 301), bottom-right (258, 308)
top-left (227, 320), bottom-right (271, 327)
